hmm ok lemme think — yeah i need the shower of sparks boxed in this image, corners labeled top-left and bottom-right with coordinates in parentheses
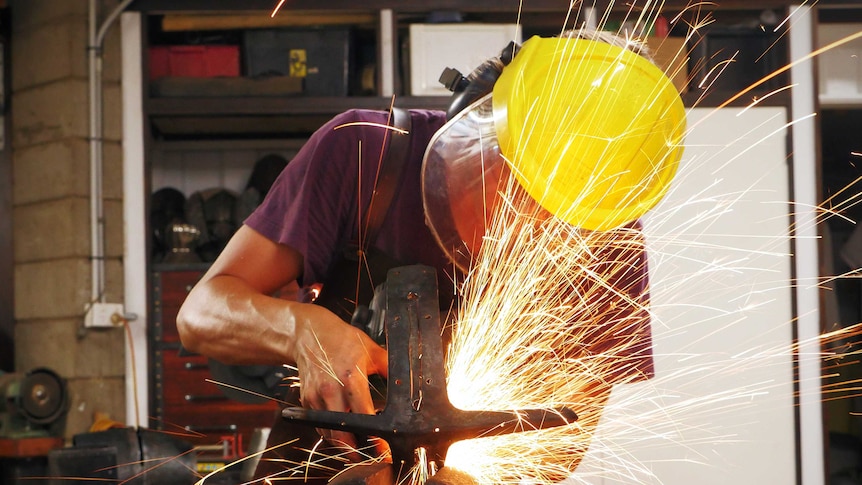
top-left (441, 174), bottom-right (655, 484)
top-left (183, 1), bottom-right (862, 484)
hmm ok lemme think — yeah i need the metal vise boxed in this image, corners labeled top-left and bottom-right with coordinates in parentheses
top-left (282, 265), bottom-right (577, 484)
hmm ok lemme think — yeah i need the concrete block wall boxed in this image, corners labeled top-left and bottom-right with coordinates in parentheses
top-left (10, 0), bottom-right (126, 439)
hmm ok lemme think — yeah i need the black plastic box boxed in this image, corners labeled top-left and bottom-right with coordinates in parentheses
top-left (243, 28), bottom-right (352, 96)
top-left (47, 446), bottom-right (117, 484)
top-left (687, 26), bottom-right (787, 94)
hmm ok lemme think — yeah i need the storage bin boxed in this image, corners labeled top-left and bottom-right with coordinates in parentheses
top-left (149, 45), bottom-right (241, 80)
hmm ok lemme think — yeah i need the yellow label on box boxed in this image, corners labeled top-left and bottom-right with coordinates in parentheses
top-left (289, 49), bottom-right (307, 78)
top-left (197, 462), bottom-right (226, 473)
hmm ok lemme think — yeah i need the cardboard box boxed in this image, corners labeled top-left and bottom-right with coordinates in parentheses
top-left (149, 45), bottom-right (240, 80)
top-left (645, 36), bottom-right (689, 95)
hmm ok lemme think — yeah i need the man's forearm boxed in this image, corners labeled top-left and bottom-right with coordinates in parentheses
top-left (177, 273), bottom-right (301, 366)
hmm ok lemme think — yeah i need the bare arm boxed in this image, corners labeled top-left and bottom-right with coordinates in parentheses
top-left (177, 225), bottom-right (388, 446)
top-left (177, 225), bottom-right (307, 366)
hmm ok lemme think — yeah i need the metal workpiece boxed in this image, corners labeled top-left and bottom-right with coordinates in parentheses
top-left (282, 265), bottom-right (577, 483)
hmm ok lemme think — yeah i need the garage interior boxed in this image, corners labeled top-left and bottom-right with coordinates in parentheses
top-left (1, 1), bottom-right (862, 484)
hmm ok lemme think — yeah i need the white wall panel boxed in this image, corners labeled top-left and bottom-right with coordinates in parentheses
top-left (575, 107), bottom-right (796, 485)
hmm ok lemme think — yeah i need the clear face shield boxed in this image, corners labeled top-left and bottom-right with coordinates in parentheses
top-left (421, 93), bottom-right (509, 272)
top-left (422, 35), bottom-right (687, 272)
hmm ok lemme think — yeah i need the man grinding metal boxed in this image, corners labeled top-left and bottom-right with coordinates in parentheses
top-left (177, 28), bottom-right (686, 483)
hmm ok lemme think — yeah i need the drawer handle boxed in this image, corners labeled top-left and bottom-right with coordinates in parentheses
top-left (185, 424), bottom-right (238, 433)
top-left (184, 394), bottom-right (228, 402)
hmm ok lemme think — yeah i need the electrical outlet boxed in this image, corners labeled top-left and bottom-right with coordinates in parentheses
top-left (84, 303), bottom-right (125, 328)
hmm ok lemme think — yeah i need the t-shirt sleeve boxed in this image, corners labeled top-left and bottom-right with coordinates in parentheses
top-left (579, 220), bottom-right (654, 381)
top-left (244, 110), bottom-right (389, 286)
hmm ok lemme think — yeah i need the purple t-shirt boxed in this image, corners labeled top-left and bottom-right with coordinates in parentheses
top-left (245, 108), bottom-right (654, 380)
top-left (246, 109), bottom-right (452, 287)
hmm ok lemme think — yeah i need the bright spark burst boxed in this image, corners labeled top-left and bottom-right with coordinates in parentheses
top-left (442, 172), bottom-right (654, 484)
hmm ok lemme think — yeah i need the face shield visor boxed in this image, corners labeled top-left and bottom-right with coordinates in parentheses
top-left (422, 35), bottom-right (687, 271)
top-left (422, 93), bottom-right (508, 272)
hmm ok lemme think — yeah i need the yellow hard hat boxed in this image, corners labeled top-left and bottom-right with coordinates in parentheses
top-left (492, 36), bottom-right (686, 231)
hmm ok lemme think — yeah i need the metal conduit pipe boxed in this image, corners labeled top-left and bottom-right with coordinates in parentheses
top-left (88, 0), bottom-right (135, 306)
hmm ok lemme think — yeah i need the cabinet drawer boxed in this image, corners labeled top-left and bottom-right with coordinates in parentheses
top-left (151, 346), bottom-right (279, 450)
top-left (157, 350), bottom-right (228, 407)
top-left (152, 269), bottom-right (205, 342)
top-left (162, 400), bottom-right (279, 437)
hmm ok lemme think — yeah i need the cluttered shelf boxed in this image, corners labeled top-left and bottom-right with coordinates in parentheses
top-left (140, 0), bottom-right (793, 139)
top-left (143, 26), bottom-right (790, 138)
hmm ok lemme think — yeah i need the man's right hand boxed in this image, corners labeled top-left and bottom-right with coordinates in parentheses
top-left (292, 303), bottom-right (389, 452)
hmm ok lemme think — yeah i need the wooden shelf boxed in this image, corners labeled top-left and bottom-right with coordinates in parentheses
top-left (147, 95), bottom-right (451, 138)
top-left (145, 89), bottom-right (790, 138)
top-left (147, 95), bottom-right (449, 116)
